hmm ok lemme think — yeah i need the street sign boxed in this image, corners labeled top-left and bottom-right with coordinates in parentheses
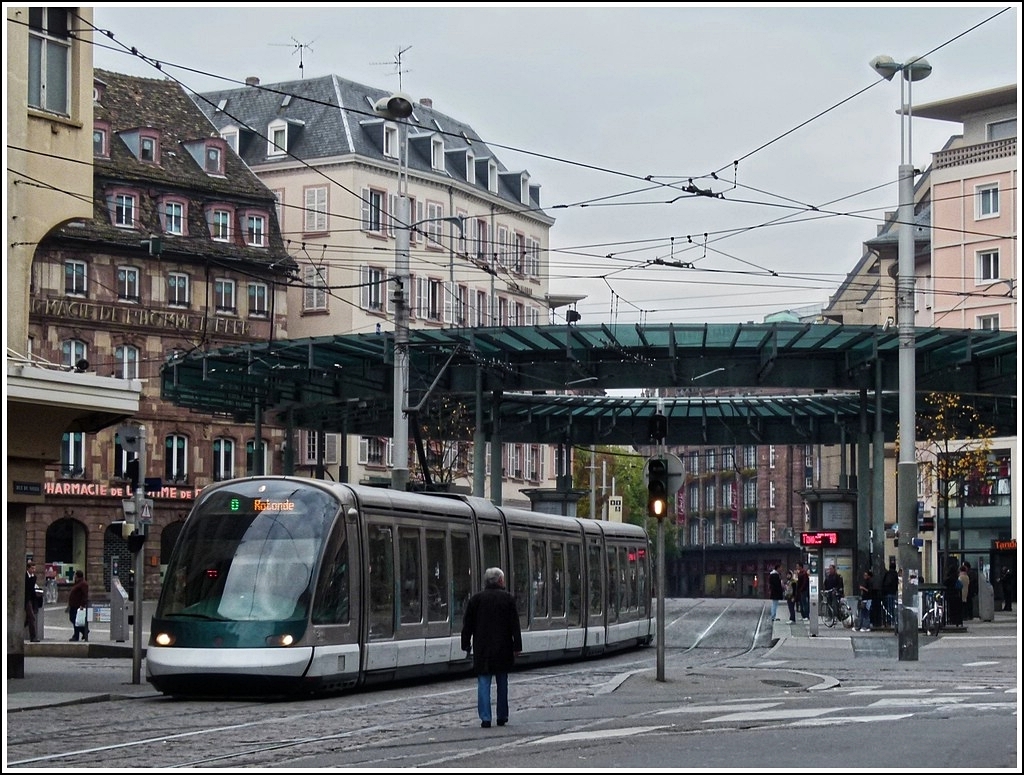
top-left (139, 499), bottom-right (155, 525)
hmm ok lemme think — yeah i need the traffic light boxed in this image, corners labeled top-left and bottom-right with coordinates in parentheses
top-left (647, 457), bottom-right (668, 520)
top-left (126, 529), bottom-right (147, 554)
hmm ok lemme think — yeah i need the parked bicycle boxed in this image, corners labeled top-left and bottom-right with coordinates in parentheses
top-left (819, 588), bottom-right (853, 628)
top-left (922, 590), bottom-right (945, 636)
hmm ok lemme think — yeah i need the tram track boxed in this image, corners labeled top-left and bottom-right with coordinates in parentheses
top-left (7, 599), bottom-right (783, 769)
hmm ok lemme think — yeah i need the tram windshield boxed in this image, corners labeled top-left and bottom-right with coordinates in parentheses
top-left (157, 481), bottom-right (340, 622)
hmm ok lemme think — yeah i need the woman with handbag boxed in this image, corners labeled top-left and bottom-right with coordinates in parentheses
top-left (67, 570), bottom-right (90, 642)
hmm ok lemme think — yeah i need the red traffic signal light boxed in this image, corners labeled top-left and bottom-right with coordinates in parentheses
top-left (647, 457), bottom-right (669, 519)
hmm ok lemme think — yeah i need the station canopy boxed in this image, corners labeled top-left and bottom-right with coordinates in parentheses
top-left (160, 322), bottom-right (1017, 448)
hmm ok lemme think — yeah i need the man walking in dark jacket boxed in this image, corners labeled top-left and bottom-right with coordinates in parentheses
top-left (461, 567), bottom-right (522, 728)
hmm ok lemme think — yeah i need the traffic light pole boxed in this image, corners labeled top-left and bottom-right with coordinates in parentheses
top-left (656, 483), bottom-right (666, 682)
top-left (646, 408), bottom-right (669, 683)
top-left (131, 425), bottom-right (146, 685)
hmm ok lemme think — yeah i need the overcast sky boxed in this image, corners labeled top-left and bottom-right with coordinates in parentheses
top-left (89, 3), bottom-right (1019, 326)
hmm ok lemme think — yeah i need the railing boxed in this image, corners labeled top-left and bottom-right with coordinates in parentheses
top-left (933, 137), bottom-right (1015, 170)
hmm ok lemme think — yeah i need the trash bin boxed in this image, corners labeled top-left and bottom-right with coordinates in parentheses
top-left (978, 576), bottom-right (995, 621)
top-left (110, 577), bottom-right (130, 642)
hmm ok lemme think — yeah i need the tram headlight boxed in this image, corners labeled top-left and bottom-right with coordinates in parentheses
top-left (153, 631), bottom-right (175, 647)
top-left (265, 633), bottom-right (295, 647)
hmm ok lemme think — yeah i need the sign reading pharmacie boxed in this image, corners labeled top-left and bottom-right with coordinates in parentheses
top-left (43, 480), bottom-right (198, 501)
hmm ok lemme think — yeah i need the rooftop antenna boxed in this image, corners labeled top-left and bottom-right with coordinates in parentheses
top-left (270, 37), bottom-right (316, 78)
top-left (371, 45), bottom-right (412, 91)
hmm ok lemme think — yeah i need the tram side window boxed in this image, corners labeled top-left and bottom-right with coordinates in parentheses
top-left (588, 543), bottom-right (603, 617)
top-left (637, 545), bottom-right (648, 615)
top-left (311, 520), bottom-right (350, 625)
top-left (481, 531), bottom-right (502, 573)
top-left (567, 543), bottom-right (582, 625)
top-left (550, 542), bottom-right (565, 618)
top-left (452, 532), bottom-right (472, 623)
top-left (618, 546), bottom-right (630, 613)
top-left (531, 540), bottom-right (547, 619)
top-left (399, 527), bottom-right (422, 624)
top-left (368, 525), bottom-right (395, 639)
top-left (607, 547), bottom-right (619, 623)
top-left (511, 536), bottom-right (530, 627)
top-left (426, 530), bottom-right (448, 623)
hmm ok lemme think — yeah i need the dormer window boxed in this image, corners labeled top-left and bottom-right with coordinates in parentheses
top-left (221, 128), bottom-right (238, 153)
top-left (159, 197), bottom-right (188, 236)
top-left (466, 151), bottom-right (476, 185)
top-left (268, 120), bottom-right (287, 156)
top-left (488, 160), bottom-right (498, 194)
top-left (383, 124), bottom-right (399, 159)
top-left (140, 135), bottom-right (157, 163)
top-left (205, 144), bottom-right (223, 174)
top-left (431, 136), bottom-right (445, 171)
top-left (240, 210), bottom-right (268, 247)
top-left (107, 188), bottom-right (140, 229)
top-left (93, 125), bottom-right (108, 157)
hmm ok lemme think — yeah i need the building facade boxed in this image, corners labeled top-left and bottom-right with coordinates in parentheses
top-left (197, 75), bottom-right (561, 505)
top-left (7, 7), bottom-right (142, 677)
top-left (823, 84), bottom-right (1018, 593)
top-left (23, 69), bottom-right (295, 604)
top-left (912, 84), bottom-right (1017, 590)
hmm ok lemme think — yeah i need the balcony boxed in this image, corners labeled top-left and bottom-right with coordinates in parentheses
top-left (933, 137), bottom-right (1015, 170)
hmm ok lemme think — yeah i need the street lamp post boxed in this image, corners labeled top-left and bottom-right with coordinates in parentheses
top-left (701, 518), bottom-right (707, 597)
top-left (373, 93), bottom-right (415, 491)
top-left (870, 54), bottom-right (932, 661)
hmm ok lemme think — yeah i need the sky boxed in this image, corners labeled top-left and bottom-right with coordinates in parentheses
top-left (87, 3), bottom-right (1020, 327)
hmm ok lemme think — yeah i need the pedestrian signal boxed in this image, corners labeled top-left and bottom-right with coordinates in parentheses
top-left (647, 457), bottom-right (669, 520)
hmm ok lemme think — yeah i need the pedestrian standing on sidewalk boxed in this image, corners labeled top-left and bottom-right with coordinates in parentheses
top-left (881, 558), bottom-right (899, 627)
top-left (784, 569), bottom-right (797, 623)
top-left (768, 564), bottom-right (784, 621)
top-left (25, 561), bottom-right (41, 642)
top-left (796, 562), bottom-right (810, 620)
top-left (958, 563), bottom-right (971, 626)
top-left (67, 570), bottom-right (90, 642)
top-left (999, 566), bottom-right (1014, 611)
top-left (856, 570), bottom-right (874, 632)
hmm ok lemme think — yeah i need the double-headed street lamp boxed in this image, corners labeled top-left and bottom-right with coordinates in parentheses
top-left (869, 54), bottom-right (932, 661)
top-left (374, 93), bottom-right (465, 491)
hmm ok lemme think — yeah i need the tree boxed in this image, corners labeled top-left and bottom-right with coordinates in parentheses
top-left (571, 445), bottom-right (646, 524)
top-left (914, 392), bottom-right (995, 572)
top-left (408, 394), bottom-right (475, 489)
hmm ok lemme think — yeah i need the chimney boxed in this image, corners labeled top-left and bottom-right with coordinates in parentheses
top-left (419, 97), bottom-right (432, 108)
top-left (246, 76), bottom-right (260, 86)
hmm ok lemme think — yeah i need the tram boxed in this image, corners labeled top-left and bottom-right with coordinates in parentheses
top-left (146, 477), bottom-right (654, 697)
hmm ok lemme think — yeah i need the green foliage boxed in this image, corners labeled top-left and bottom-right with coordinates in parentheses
top-left (914, 392), bottom-right (995, 499)
top-left (571, 445), bottom-right (647, 524)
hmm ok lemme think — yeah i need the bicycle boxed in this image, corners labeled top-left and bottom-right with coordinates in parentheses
top-left (819, 589), bottom-right (852, 628)
top-left (922, 590), bottom-right (945, 636)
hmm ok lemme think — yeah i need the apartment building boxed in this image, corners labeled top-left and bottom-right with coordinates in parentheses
top-left (197, 75), bottom-right (559, 504)
top-left (23, 69), bottom-right (295, 602)
top-left (912, 84), bottom-right (1017, 588)
top-left (823, 84), bottom-right (1018, 591)
top-left (7, 7), bottom-right (141, 676)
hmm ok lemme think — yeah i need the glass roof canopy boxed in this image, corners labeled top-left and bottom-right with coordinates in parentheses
top-left (160, 322), bottom-right (1017, 447)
